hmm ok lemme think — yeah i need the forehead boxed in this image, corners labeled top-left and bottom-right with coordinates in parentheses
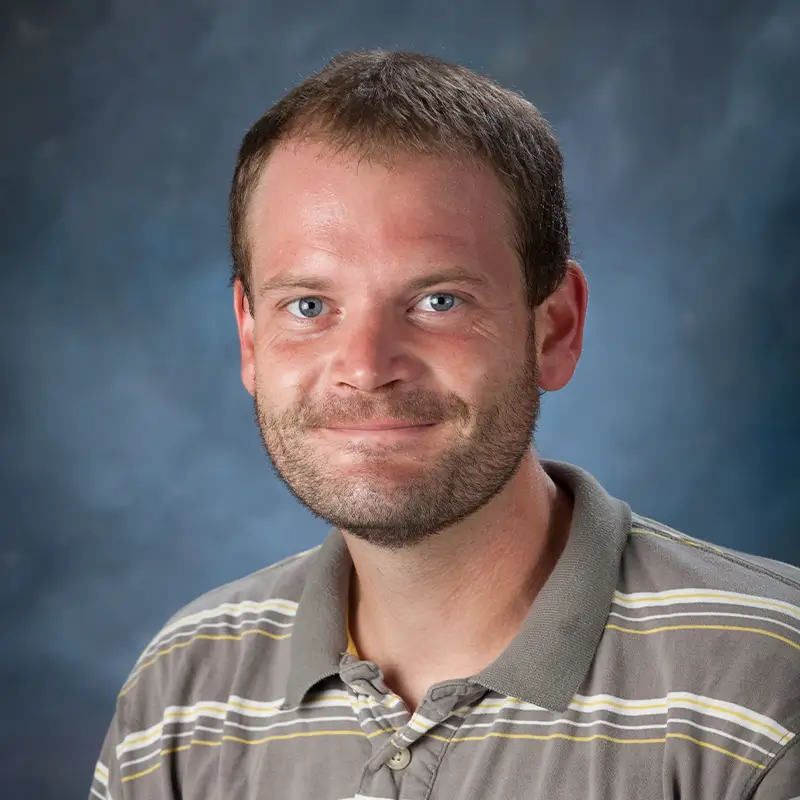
top-left (245, 140), bottom-right (517, 262)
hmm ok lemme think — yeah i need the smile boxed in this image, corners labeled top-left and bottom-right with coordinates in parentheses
top-left (316, 423), bottom-right (438, 441)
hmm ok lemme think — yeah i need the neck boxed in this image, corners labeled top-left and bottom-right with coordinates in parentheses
top-left (343, 452), bottom-right (573, 696)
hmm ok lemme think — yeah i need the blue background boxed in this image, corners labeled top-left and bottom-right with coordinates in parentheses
top-left (1, 2), bottom-right (798, 797)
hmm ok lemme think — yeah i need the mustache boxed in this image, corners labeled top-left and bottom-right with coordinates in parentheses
top-left (256, 393), bottom-right (462, 430)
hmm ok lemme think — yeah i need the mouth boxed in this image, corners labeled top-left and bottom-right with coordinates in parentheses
top-left (315, 423), bottom-right (439, 441)
top-left (326, 421), bottom-right (436, 430)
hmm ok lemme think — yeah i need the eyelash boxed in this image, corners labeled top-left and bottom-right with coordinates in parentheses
top-left (278, 292), bottom-right (468, 321)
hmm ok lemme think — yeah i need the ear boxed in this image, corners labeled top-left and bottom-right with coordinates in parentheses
top-left (534, 261), bottom-right (588, 392)
top-left (233, 279), bottom-right (256, 397)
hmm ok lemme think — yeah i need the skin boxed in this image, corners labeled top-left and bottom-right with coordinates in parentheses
top-left (233, 139), bottom-right (588, 713)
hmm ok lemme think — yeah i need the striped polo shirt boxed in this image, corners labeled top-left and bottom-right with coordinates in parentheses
top-left (90, 460), bottom-right (800, 799)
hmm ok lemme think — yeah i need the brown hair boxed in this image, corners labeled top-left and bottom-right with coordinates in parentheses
top-left (229, 49), bottom-right (570, 313)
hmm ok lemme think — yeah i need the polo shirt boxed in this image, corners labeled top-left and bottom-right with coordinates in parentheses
top-left (89, 460), bottom-right (800, 799)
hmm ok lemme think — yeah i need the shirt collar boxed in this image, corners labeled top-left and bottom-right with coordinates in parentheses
top-left (281, 459), bottom-right (631, 712)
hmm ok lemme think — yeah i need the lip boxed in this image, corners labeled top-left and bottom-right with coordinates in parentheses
top-left (325, 421), bottom-right (436, 431)
top-left (316, 423), bottom-right (438, 440)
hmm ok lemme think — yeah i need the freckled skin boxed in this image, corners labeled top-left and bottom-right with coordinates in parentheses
top-left (234, 141), bottom-right (577, 551)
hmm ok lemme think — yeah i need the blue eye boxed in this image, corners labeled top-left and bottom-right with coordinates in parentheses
top-left (283, 292), bottom-right (464, 320)
top-left (285, 297), bottom-right (326, 319)
top-left (417, 292), bottom-right (463, 313)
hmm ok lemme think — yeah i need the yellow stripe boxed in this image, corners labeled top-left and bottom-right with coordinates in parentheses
top-left (578, 691), bottom-right (781, 740)
top-left (166, 707), bottom-right (220, 720)
top-left (441, 730), bottom-right (764, 768)
top-left (630, 527), bottom-right (725, 554)
top-left (119, 628), bottom-right (291, 698)
top-left (162, 741), bottom-right (222, 755)
top-left (119, 727), bottom-right (163, 749)
top-left (665, 733), bottom-right (764, 769)
top-left (121, 761), bottom-right (161, 783)
top-left (123, 693), bottom-right (357, 749)
top-left (229, 698), bottom-right (283, 714)
top-left (120, 726), bottom-right (764, 784)
top-left (123, 729), bottom-right (392, 782)
top-left (571, 697), bottom-right (667, 712)
top-left (221, 730), bottom-right (372, 746)
top-left (162, 698), bottom-right (284, 722)
top-left (141, 598), bottom-right (299, 650)
top-left (478, 697), bottom-right (669, 713)
top-left (447, 694), bottom-right (788, 743)
top-left (447, 731), bottom-right (666, 745)
top-left (606, 622), bottom-right (799, 651)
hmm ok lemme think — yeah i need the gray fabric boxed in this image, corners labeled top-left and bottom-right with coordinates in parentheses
top-left (90, 460), bottom-right (800, 799)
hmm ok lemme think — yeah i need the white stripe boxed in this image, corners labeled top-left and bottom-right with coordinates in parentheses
top-left (667, 718), bottom-right (774, 757)
top-left (467, 697), bottom-right (548, 714)
top-left (139, 613), bottom-right (293, 659)
top-left (613, 588), bottom-right (800, 621)
top-left (119, 729), bottom-right (215, 771)
top-left (165, 728), bottom-right (197, 743)
top-left (667, 692), bottom-right (793, 744)
top-left (566, 692), bottom-right (793, 743)
top-left (428, 713), bottom-right (775, 757)
top-left (226, 714), bottom-right (359, 738)
top-left (128, 543), bottom-right (322, 671)
top-left (90, 788), bottom-right (105, 800)
top-left (121, 728), bottom-right (231, 761)
top-left (116, 720), bottom-right (164, 758)
top-left (194, 724), bottom-right (225, 735)
top-left (120, 746), bottom-right (164, 771)
top-left (165, 700), bottom-right (231, 722)
top-left (93, 761), bottom-right (109, 786)
top-left (608, 609), bottom-right (800, 638)
top-left (135, 599), bottom-right (299, 665)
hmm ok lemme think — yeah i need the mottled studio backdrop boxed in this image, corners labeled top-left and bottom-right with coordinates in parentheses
top-left (1, 1), bottom-right (798, 797)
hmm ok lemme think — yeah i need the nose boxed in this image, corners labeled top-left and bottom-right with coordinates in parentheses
top-left (328, 306), bottom-right (420, 393)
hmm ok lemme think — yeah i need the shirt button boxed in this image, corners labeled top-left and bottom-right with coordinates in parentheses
top-left (387, 747), bottom-right (412, 770)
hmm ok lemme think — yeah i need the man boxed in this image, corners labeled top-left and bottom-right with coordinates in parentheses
top-left (90, 50), bottom-right (799, 799)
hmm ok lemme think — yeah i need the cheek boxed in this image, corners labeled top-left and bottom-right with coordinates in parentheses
top-left (254, 342), bottom-right (325, 423)
top-left (467, 315), bottom-right (508, 348)
top-left (254, 343), bottom-right (302, 397)
top-left (433, 351), bottom-right (503, 414)
top-left (257, 358), bottom-right (302, 393)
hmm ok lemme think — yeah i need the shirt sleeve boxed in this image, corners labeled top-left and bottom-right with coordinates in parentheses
top-left (746, 734), bottom-right (800, 799)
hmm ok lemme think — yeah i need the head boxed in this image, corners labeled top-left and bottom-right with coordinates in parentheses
top-left (231, 50), bottom-right (587, 550)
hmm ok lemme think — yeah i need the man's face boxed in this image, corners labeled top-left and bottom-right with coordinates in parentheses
top-left (237, 140), bottom-right (542, 550)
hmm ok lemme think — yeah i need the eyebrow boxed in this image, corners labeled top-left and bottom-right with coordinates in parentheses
top-left (258, 266), bottom-right (488, 298)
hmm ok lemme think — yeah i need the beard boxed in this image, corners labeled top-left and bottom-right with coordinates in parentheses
top-left (253, 328), bottom-right (542, 551)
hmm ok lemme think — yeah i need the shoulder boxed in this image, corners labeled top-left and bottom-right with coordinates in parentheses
top-left (617, 513), bottom-right (800, 659)
top-left (610, 514), bottom-right (800, 778)
top-left (158, 542), bottom-right (323, 633)
top-left (623, 512), bottom-right (800, 601)
top-left (115, 542), bottom-right (323, 725)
